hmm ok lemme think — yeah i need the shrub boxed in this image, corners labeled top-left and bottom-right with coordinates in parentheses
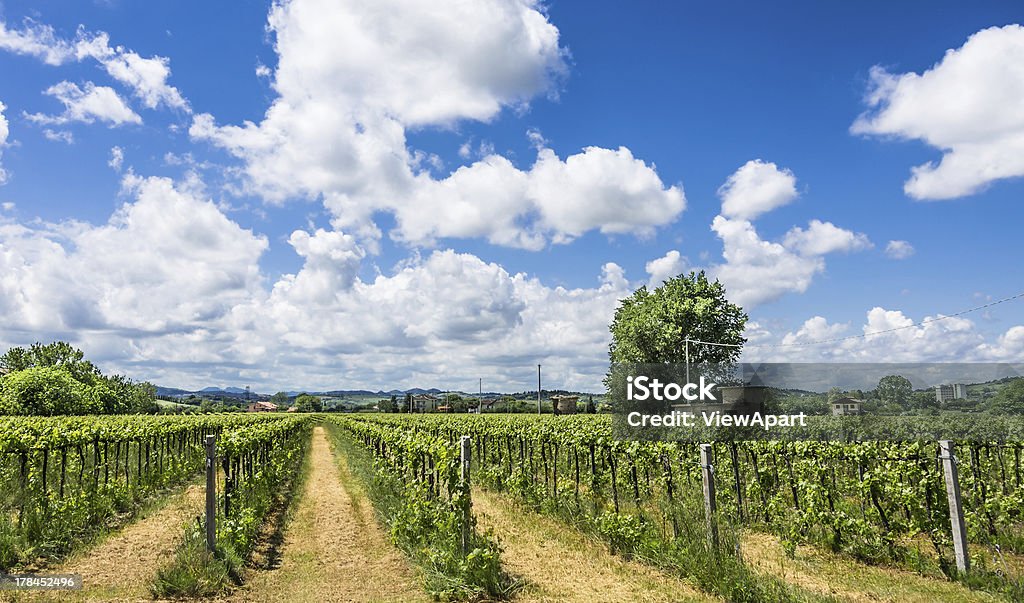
top-left (0, 366), bottom-right (98, 415)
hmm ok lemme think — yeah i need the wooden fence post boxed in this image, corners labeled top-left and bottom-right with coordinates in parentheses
top-left (205, 435), bottom-right (217, 553)
top-left (939, 440), bottom-right (969, 574)
top-left (700, 443), bottom-right (718, 549)
top-left (460, 435), bottom-right (472, 554)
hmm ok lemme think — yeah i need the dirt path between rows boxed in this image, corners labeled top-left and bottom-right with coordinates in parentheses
top-left (224, 426), bottom-right (427, 603)
top-left (472, 488), bottom-right (718, 603)
top-left (16, 483), bottom-right (204, 603)
top-left (742, 532), bottom-right (1005, 603)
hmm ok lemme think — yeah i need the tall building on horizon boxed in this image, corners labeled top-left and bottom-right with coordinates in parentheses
top-left (935, 383), bottom-right (968, 402)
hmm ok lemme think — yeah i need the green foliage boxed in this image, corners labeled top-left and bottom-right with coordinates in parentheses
top-left (347, 414), bottom-right (1024, 600)
top-left (0, 366), bottom-right (97, 415)
top-left (992, 378), bottom-right (1024, 415)
top-left (0, 414), bottom-right (296, 570)
top-left (153, 416), bottom-right (310, 598)
top-left (876, 375), bottom-right (913, 409)
top-left (217, 417), bottom-right (310, 557)
top-left (294, 393), bottom-right (322, 413)
top-left (0, 342), bottom-right (157, 416)
top-left (326, 416), bottom-right (512, 600)
top-left (772, 393), bottom-right (829, 415)
top-left (607, 271), bottom-right (746, 366)
top-left (0, 341), bottom-right (100, 385)
top-left (269, 391), bottom-right (290, 406)
top-left (152, 520), bottom-right (242, 598)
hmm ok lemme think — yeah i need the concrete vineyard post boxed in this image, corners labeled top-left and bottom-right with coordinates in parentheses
top-left (700, 443), bottom-right (718, 549)
top-left (939, 440), bottom-right (969, 575)
top-left (205, 434), bottom-right (216, 553)
top-left (460, 435), bottom-right (471, 554)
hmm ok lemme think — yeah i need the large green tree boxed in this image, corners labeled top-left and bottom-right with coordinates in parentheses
top-left (1, 341), bottom-right (100, 384)
top-left (876, 375), bottom-right (913, 409)
top-left (0, 366), bottom-right (99, 415)
top-left (992, 378), bottom-right (1024, 415)
top-left (294, 394), bottom-right (323, 413)
top-left (0, 342), bottom-right (157, 415)
top-left (607, 271), bottom-right (747, 366)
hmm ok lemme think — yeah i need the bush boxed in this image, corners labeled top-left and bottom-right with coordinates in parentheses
top-left (0, 367), bottom-right (99, 415)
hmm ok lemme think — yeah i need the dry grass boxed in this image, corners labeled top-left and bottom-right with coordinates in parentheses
top-left (741, 531), bottom-right (1007, 603)
top-left (12, 483), bottom-right (204, 602)
top-left (471, 488), bottom-right (718, 603)
top-left (220, 426), bottom-right (428, 603)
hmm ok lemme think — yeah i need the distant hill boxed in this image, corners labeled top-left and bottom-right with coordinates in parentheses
top-left (156, 386), bottom-right (192, 397)
top-left (158, 385), bottom-right (594, 399)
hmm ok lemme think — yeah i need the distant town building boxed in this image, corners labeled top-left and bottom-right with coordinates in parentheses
top-left (935, 383), bottom-right (968, 403)
top-left (550, 394), bottom-right (579, 415)
top-left (831, 397), bottom-right (863, 416)
top-left (413, 394), bottom-right (439, 412)
top-left (247, 401), bottom-right (278, 412)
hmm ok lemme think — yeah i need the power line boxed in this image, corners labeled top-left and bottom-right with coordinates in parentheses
top-left (688, 290), bottom-right (1024, 349)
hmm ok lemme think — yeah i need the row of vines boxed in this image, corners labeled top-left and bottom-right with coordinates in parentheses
top-left (214, 415), bottom-right (311, 557)
top-left (325, 416), bottom-right (509, 600)
top-left (0, 413), bottom-right (294, 570)
top-left (351, 414), bottom-right (1024, 600)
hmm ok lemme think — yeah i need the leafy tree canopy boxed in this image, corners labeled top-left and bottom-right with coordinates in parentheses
top-left (876, 375), bottom-right (913, 409)
top-left (0, 366), bottom-right (98, 415)
top-left (0, 341), bottom-right (156, 415)
top-left (294, 394), bottom-right (323, 413)
top-left (607, 271), bottom-right (747, 366)
top-left (1, 341), bottom-right (100, 384)
top-left (992, 378), bottom-right (1024, 415)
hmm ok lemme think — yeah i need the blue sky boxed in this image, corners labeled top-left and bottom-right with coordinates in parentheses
top-left (1, 0), bottom-right (1022, 392)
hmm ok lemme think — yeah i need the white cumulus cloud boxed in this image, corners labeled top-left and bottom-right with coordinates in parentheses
top-left (852, 25), bottom-right (1024, 199)
top-left (885, 239), bottom-right (915, 259)
top-left (645, 250), bottom-right (687, 288)
top-left (782, 219), bottom-right (872, 256)
top-left (0, 19), bottom-right (74, 65)
top-left (74, 31), bottom-right (189, 112)
top-left (108, 146), bottom-right (124, 170)
top-left (26, 81), bottom-right (141, 126)
top-left (758, 307), bottom-right (1024, 363)
top-left (0, 168), bottom-right (642, 391)
top-left (0, 18), bottom-right (189, 115)
top-left (0, 175), bottom-right (268, 334)
top-left (708, 161), bottom-right (871, 307)
top-left (190, 0), bottom-right (683, 251)
top-left (718, 159), bottom-right (798, 220)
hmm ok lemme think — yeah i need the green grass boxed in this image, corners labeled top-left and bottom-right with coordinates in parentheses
top-left (150, 520), bottom-right (244, 598)
top-left (150, 430), bottom-right (312, 598)
top-left (324, 421), bottom-right (519, 601)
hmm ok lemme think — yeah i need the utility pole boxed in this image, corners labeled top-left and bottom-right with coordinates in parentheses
top-left (684, 337), bottom-right (690, 384)
top-left (537, 364), bottom-right (542, 415)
